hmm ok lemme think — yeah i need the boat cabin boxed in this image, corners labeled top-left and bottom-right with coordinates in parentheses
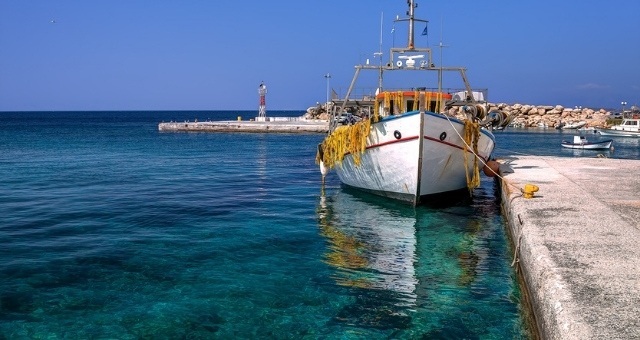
top-left (573, 136), bottom-right (586, 144)
top-left (375, 90), bottom-right (453, 117)
top-left (619, 119), bottom-right (638, 129)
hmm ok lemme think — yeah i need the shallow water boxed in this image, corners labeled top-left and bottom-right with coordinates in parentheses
top-left (6, 111), bottom-right (634, 338)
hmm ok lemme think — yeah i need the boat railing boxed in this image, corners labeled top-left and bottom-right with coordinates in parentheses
top-left (329, 87), bottom-right (488, 103)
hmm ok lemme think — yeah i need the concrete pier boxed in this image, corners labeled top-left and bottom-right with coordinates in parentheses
top-left (158, 119), bottom-right (329, 133)
top-left (499, 156), bottom-right (640, 339)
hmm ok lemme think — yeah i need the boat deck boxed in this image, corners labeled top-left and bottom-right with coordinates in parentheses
top-left (499, 156), bottom-right (640, 339)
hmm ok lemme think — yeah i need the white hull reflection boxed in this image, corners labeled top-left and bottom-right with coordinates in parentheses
top-left (318, 189), bottom-right (418, 306)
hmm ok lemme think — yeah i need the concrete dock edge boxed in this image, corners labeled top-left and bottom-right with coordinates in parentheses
top-left (499, 156), bottom-right (640, 339)
top-left (158, 120), bottom-right (329, 133)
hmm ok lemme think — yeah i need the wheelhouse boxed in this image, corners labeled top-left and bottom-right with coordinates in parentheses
top-left (375, 91), bottom-right (453, 117)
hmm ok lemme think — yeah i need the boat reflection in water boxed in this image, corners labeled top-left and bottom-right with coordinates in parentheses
top-left (316, 183), bottom-right (529, 337)
top-left (319, 187), bottom-right (420, 302)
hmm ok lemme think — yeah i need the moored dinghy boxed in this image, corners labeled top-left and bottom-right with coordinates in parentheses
top-left (315, 0), bottom-right (508, 206)
top-left (561, 135), bottom-right (613, 150)
top-left (561, 121), bottom-right (587, 130)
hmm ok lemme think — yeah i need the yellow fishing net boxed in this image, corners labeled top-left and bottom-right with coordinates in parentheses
top-left (373, 100), bottom-right (381, 122)
top-left (463, 120), bottom-right (481, 192)
top-left (316, 118), bottom-right (372, 170)
top-left (396, 91), bottom-right (404, 113)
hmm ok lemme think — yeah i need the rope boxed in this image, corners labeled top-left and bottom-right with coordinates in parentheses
top-left (442, 116), bottom-right (526, 195)
top-left (463, 120), bottom-right (481, 192)
top-left (511, 214), bottom-right (524, 267)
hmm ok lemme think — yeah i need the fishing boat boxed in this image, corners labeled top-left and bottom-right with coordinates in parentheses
top-left (597, 113), bottom-right (640, 137)
top-left (315, 0), bottom-right (508, 206)
top-left (561, 136), bottom-right (613, 150)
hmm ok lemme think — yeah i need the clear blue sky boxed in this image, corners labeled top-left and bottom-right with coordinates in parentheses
top-left (1, 0), bottom-right (639, 111)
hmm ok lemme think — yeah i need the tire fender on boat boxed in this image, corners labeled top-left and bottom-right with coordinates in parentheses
top-left (482, 160), bottom-right (500, 177)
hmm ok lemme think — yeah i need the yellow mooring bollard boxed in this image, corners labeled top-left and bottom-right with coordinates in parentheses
top-left (522, 184), bottom-right (539, 199)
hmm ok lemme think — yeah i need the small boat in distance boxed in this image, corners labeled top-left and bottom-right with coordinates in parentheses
top-left (315, 0), bottom-right (508, 206)
top-left (597, 112), bottom-right (640, 137)
top-left (561, 136), bottom-right (613, 150)
top-left (561, 121), bottom-right (587, 130)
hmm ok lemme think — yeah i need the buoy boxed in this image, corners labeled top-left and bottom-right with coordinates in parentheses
top-left (319, 161), bottom-right (328, 185)
top-left (522, 184), bottom-right (539, 199)
top-left (482, 160), bottom-right (500, 177)
top-left (320, 161), bottom-right (328, 176)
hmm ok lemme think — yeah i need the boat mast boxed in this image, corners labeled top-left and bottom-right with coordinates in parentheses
top-left (407, 0), bottom-right (416, 49)
top-left (394, 0), bottom-right (428, 52)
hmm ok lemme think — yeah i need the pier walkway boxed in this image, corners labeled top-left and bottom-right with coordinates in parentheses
top-left (499, 156), bottom-right (639, 339)
top-left (158, 119), bottom-right (329, 133)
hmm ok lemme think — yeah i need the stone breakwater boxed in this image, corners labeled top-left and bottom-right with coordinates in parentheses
top-left (304, 103), bottom-right (615, 128)
top-left (466, 103), bottom-right (613, 128)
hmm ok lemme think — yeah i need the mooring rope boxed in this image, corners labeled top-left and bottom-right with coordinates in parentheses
top-left (441, 114), bottom-right (529, 196)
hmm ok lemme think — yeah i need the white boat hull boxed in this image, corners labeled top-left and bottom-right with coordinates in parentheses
top-left (334, 112), bottom-right (495, 204)
top-left (597, 117), bottom-right (640, 137)
top-left (597, 129), bottom-right (640, 137)
top-left (561, 140), bottom-right (613, 150)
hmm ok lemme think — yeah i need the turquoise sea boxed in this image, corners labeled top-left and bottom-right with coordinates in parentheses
top-left (1, 111), bottom-right (638, 339)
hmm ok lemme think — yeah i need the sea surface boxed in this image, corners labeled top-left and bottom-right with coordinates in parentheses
top-left (1, 111), bottom-right (638, 339)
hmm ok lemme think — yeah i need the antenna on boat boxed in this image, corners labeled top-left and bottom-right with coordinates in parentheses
top-left (438, 17), bottom-right (448, 96)
top-left (374, 12), bottom-right (384, 92)
top-left (391, 18), bottom-right (396, 48)
top-left (435, 18), bottom-right (450, 112)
